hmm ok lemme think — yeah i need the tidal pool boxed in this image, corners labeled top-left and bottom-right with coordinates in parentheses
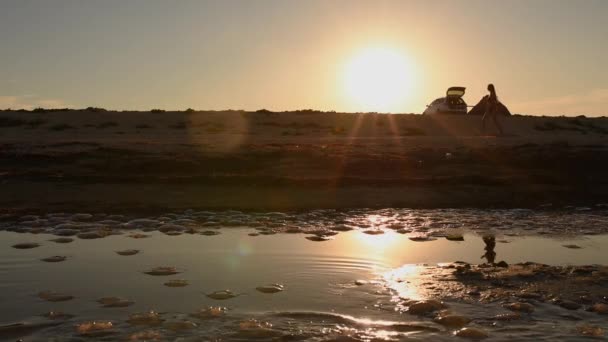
top-left (1, 209), bottom-right (608, 341)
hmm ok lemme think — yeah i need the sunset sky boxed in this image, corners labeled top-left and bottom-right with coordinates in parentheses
top-left (1, 0), bottom-right (607, 115)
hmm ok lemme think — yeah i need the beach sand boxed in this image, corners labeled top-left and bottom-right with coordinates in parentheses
top-left (1, 109), bottom-right (608, 214)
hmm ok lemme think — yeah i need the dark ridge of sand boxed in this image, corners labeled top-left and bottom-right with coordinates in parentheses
top-left (1, 110), bottom-right (608, 213)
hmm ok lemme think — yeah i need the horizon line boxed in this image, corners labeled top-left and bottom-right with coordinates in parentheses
top-left (1, 107), bottom-right (605, 118)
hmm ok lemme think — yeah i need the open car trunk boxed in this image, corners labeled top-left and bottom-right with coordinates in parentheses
top-left (446, 87), bottom-right (467, 110)
top-left (446, 87), bottom-right (466, 98)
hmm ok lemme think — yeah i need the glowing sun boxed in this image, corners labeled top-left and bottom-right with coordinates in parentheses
top-left (343, 47), bottom-right (415, 113)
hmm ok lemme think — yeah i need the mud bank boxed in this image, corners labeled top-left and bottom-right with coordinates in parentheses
top-left (1, 111), bottom-right (608, 212)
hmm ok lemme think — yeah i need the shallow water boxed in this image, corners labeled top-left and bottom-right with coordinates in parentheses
top-left (1, 209), bottom-right (608, 341)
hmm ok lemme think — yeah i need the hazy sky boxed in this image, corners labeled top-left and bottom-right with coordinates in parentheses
top-left (1, 0), bottom-right (607, 115)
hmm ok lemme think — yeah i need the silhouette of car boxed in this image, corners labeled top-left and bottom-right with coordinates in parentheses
top-left (422, 87), bottom-right (467, 115)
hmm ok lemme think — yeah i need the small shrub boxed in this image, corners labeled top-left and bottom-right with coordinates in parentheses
top-left (534, 121), bottom-right (564, 131)
top-left (151, 109), bottom-right (165, 113)
top-left (569, 118), bottom-right (584, 126)
top-left (532, 121), bottom-right (607, 134)
top-left (185, 108), bottom-right (195, 113)
top-left (293, 109), bottom-right (323, 115)
top-left (97, 121), bottom-right (118, 129)
top-left (25, 118), bottom-right (47, 128)
top-left (0, 116), bottom-right (27, 127)
top-left (85, 107), bottom-right (107, 112)
top-left (31, 107), bottom-right (72, 113)
top-left (169, 122), bottom-right (187, 129)
top-left (287, 122), bottom-right (322, 129)
top-left (49, 123), bottom-right (75, 131)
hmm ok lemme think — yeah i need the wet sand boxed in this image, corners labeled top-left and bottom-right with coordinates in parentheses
top-left (1, 109), bottom-right (608, 214)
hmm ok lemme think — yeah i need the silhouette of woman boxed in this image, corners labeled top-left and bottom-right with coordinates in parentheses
top-left (482, 84), bottom-right (504, 135)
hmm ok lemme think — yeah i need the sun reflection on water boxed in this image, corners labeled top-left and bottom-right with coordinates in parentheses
top-left (382, 264), bottom-right (426, 301)
top-left (354, 230), bottom-right (399, 251)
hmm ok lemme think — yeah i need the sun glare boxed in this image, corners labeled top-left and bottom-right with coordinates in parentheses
top-left (343, 47), bottom-right (415, 113)
top-left (354, 231), bottom-right (400, 251)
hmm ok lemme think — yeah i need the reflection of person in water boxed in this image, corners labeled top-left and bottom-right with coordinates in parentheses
top-left (482, 236), bottom-right (496, 264)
